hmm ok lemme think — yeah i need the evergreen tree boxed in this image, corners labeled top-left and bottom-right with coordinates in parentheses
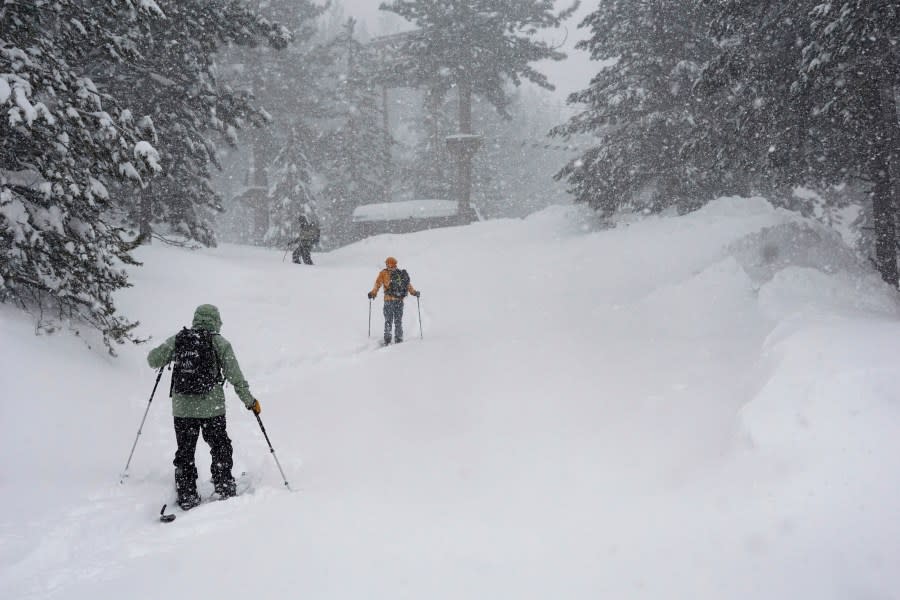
top-left (1, 0), bottom-right (162, 350)
top-left (802, 1), bottom-right (900, 285)
top-left (316, 19), bottom-right (391, 245)
top-left (379, 0), bottom-right (577, 126)
top-left (701, 1), bottom-right (900, 284)
top-left (696, 1), bottom-right (822, 200)
top-left (554, 0), bottom-right (716, 217)
top-left (265, 124), bottom-right (319, 248)
top-left (219, 0), bottom-right (328, 246)
top-left (97, 0), bottom-right (291, 246)
top-left (410, 87), bottom-right (456, 200)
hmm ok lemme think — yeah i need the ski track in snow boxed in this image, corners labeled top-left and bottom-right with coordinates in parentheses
top-left (2, 201), bottom-right (899, 599)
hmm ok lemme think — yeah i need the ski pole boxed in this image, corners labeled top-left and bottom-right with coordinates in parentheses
top-left (417, 295), bottom-right (423, 339)
top-left (120, 366), bottom-right (165, 483)
top-left (255, 413), bottom-right (291, 490)
top-left (368, 297), bottom-right (372, 338)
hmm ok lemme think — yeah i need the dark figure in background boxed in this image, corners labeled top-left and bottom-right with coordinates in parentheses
top-left (368, 256), bottom-right (420, 345)
top-left (292, 214), bottom-right (320, 265)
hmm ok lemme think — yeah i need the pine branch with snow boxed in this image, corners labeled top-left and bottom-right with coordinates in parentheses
top-left (1, 0), bottom-right (162, 351)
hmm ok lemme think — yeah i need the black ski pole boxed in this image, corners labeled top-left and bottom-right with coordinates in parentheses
top-left (255, 413), bottom-right (291, 490)
top-left (368, 297), bottom-right (372, 338)
top-left (417, 295), bottom-right (423, 339)
top-left (120, 366), bottom-right (165, 483)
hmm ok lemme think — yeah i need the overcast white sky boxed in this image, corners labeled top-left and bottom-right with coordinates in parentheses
top-left (336, 0), bottom-right (596, 103)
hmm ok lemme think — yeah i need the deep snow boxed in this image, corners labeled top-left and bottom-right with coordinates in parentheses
top-left (1, 198), bottom-right (899, 599)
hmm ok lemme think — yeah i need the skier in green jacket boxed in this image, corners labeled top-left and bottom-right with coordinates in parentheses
top-left (147, 304), bottom-right (260, 510)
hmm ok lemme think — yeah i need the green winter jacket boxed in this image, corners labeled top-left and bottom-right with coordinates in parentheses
top-left (147, 304), bottom-right (255, 419)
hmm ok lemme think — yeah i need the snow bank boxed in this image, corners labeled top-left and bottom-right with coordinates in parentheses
top-left (729, 220), bottom-right (864, 282)
top-left (725, 218), bottom-right (897, 319)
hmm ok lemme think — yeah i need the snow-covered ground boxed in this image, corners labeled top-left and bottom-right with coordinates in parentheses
top-left (2, 198), bottom-right (899, 599)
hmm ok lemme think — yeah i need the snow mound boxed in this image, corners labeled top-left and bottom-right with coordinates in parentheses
top-left (758, 267), bottom-right (898, 321)
top-left (724, 220), bottom-right (897, 320)
top-left (522, 203), bottom-right (604, 233)
top-left (728, 221), bottom-right (864, 284)
top-left (633, 256), bottom-right (758, 340)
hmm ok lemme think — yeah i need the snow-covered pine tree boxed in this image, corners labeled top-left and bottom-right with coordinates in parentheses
top-left (802, 1), bottom-right (900, 286)
top-left (95, 0), bottom-right (291, 246)
top-left (553, 0), bottom-right (716, 217)
top-left (265, 124), bottom-right (319, 248)
top-left (696, 1), bottom-right (822, 201)
top-left (1, 0), bottom-right (162, 351)
top-left (316, 19), bottom-right (391, 245)
top-left (220, 0), bottom-right (327, 246)
top-left (379, 0), bottom-right (577, 125)
top-left (409, 86), bottom-right (456, 201)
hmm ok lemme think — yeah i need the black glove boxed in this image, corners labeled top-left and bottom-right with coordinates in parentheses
top-left (368, 292), bottom-right (375, 299)
top-left (414, 291), bottom-right (421, 297)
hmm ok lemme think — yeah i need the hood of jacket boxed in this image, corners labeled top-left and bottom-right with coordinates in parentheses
top-left (192, 304), bottom-right (222, 333)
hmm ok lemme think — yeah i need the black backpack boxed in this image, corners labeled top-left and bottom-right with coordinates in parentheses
top-left (387, 269), bottom-right (410, 298)
top-left (170, 327), bottom-right (222, 396)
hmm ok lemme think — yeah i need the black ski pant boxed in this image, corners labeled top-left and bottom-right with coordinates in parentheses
top-left (383, 300), bottom-right (404, 343)
top-left (173, 415), bottom-right (234, 498)
top-left (292, 243), bottom-right (313, 265)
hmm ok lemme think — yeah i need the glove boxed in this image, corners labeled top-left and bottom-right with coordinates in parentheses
top-left (414, 291), bottom-right (421, 297)
top-left (368, 292), bottom-right (376, 299)
top-left (249, 399), bottom-right (261, 415)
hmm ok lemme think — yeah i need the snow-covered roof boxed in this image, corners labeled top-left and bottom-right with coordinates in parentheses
top-left (445, 134), bottom-right (483, 142)
top-left (352, 199), bottom-right (458, 223)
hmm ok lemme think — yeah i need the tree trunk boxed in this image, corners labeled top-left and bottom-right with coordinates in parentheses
top-left (382, 84), bottom-right (392, 202)
top-left (251, 144), bottom-right (269, 244)
top-left (424, 87), bottom-right (444, 197)
top-left (872, 172), bottom-right (897, 286)
top-left (139, 183), bottom-right (153, 245)
top-left (872, 59), bottom-right (899, 287)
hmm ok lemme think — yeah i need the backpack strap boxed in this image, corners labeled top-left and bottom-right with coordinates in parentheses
top-left (168, 327), bottom-right (191, 397)
top-left (210, 331), bottom-right (224, 385)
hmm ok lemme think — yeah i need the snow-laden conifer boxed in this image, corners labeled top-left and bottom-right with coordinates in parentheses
top-left (554, 0), bottom-right (716, 217)
top-left (96, 0), bottom-right (292, 246)
top-left (1, 0), bottom-right (162, 350)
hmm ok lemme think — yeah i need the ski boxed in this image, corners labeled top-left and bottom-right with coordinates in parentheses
top-left (160, 504), bottom-right (176, 523)
top-left (158, 472), bottom-right (252, 523)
